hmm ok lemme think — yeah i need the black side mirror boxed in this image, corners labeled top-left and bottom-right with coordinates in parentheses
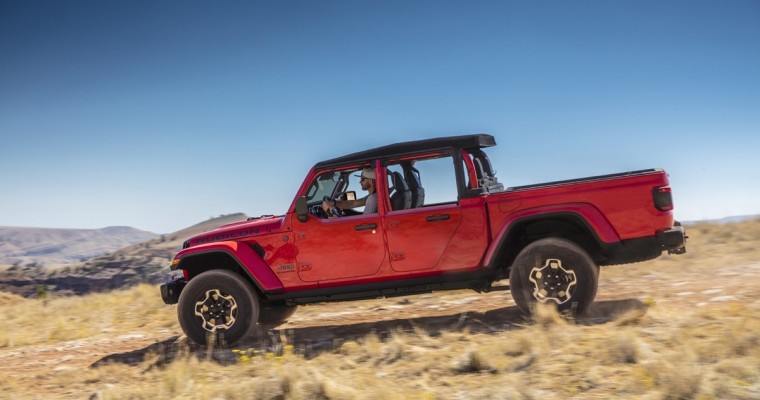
top-left (295, 196), bottom-right (309, 223)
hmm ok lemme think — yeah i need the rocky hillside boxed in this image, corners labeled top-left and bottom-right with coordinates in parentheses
top-left (0, 213), bottom-right (249, 297)
top-left (0, 225), bottom-right (158, 266)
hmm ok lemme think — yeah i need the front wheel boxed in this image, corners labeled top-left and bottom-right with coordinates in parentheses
top-left (178, 270), bottom-right (260, 346)
top-left (509, 238), bottom-right (599, 315)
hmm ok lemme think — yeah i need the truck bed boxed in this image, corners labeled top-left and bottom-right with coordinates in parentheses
top-left (507, 168), bottom-right (663, 192)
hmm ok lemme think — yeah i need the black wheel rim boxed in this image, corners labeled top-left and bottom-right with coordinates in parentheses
top-left (193, 289), bottom-right (238, 332)
top-left (528, 258), bottom-right (577, 305)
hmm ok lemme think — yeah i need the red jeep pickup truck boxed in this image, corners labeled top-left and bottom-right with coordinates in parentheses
top-left (161, 134), bottom-right (686, 345)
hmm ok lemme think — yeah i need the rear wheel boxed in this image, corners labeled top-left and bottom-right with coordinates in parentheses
top-left (258, 305), bottom-right (298, 329)
top-left (178, 270), bottom-right (259, 346)
top-left (509, 238), bottom-right (599, 315)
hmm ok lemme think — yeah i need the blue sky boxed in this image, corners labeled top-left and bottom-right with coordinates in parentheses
top-left (1, 0), bottom-right (758, 234)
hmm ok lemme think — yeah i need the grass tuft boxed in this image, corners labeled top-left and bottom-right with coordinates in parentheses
top-left (531, 302), bottom-right (568, 328)
top-left (451, 346), bottom-right (492, 373)
top-left (607, 329), bottom-right (639, 364)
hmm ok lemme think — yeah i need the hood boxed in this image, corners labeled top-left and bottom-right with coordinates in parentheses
top-left (185, 215), bottom-right (285, 247)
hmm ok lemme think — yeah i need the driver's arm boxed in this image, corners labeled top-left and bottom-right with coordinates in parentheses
top-left (326, 196), bottom-right (367, 210)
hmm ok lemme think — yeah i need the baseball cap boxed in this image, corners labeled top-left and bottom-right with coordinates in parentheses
top-left (355, 167), bottom-right (375, 180)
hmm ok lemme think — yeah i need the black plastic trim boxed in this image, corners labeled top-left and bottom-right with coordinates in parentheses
top-left (175, 249), bottom-right (269, 294)
top-left (265, 270), bottom-right (495, 305)
top-left (484, 212), bottom-right (606, 270)
top-left (656, 225), bottom-right (686, 249)
top-left (354, 223), bottom-right (377, 231)
top-left (599, 226), bottom-right (686, 265)
top-left (160, 279), bottom-right (187, 305)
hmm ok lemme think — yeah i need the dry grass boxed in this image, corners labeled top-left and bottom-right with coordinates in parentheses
top-left (3, 300), bottom-right (753, 400)
top-left (1, 219), bottom-right (759, 399)
top-left (0, 285), bottom-right (176, 349)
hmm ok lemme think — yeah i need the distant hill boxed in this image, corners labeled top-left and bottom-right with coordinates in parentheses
top-left (0, 213), bottom-right (249, 297)
top-left (682, 214), bottom-right (760, 225)
top-left (0, 226), bottom-right (159, 266)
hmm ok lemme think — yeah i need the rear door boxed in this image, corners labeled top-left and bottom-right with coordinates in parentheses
top-left (383, 155), bottom-right (463, 272)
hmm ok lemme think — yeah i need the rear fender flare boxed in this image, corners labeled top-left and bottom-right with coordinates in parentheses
top-left (483, 203), bottom-right (620, 269)
top-left (174, 241), bottom-right (284, 293)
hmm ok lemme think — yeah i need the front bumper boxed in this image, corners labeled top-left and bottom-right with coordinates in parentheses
top-left (160, 279), bottom-right (187, 305)
top-left (657, 224), bottom-right (687, 254)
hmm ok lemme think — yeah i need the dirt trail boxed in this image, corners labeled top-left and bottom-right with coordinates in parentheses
top-left (3, 254), bottom-right (759, 381)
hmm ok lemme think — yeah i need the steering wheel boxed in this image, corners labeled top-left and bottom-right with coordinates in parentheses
top-left (309, 203), bottom-right (329, 219)
top-left (323, 196), bottom-right (344, 217)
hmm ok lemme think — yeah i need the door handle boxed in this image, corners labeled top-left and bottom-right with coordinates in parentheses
top-left (354, 223), bottom-right (377, 231)
top-left (426, 214), bottom-right (450, 222)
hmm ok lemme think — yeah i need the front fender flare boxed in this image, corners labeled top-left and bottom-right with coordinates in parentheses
top-left (173, 241), bottom-right (284, 293)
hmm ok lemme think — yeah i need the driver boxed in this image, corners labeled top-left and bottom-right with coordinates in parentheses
top-left (322, 167), bottom-right (377, 215)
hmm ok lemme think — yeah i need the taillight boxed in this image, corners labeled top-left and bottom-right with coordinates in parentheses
top-left (653, 186), bottom-right (673, 211)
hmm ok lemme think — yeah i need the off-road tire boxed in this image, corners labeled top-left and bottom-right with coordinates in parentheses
top-left (258, 305), bottom-right (298, 329)
top-left (178, 270), bottom-right (260, 346)
top-left (509, 238), bottom-right (599, 315)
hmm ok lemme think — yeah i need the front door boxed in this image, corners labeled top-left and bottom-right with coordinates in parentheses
top-left (293, 213), bottom-right (386, 282)
top-left (292, 165), bottom-right (386, 283)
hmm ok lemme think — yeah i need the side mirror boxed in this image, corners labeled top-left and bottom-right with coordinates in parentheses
top-left (342, 191), bottom-right (356, 201)
top-left (295, 196), bottom-right (309, 223)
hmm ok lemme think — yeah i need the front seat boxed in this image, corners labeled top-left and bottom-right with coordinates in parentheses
top-left (390, 171), bottom-right (412, 211)
top-left (404, 166), bottom-right (425, 208)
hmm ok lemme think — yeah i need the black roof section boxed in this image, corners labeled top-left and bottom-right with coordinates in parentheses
top-left (315, 133), bottom-right (496, 169)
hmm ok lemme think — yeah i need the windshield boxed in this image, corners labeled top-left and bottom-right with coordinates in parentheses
top-left (305, 172), bottom-right (340, 202)
top-left (304, 168), bottom-right (367, 203)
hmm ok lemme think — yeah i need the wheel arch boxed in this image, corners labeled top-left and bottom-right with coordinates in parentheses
top-left (485, 208), bottom-right (616, 274)
top-left (175, 242), bottom-right (284, 294)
